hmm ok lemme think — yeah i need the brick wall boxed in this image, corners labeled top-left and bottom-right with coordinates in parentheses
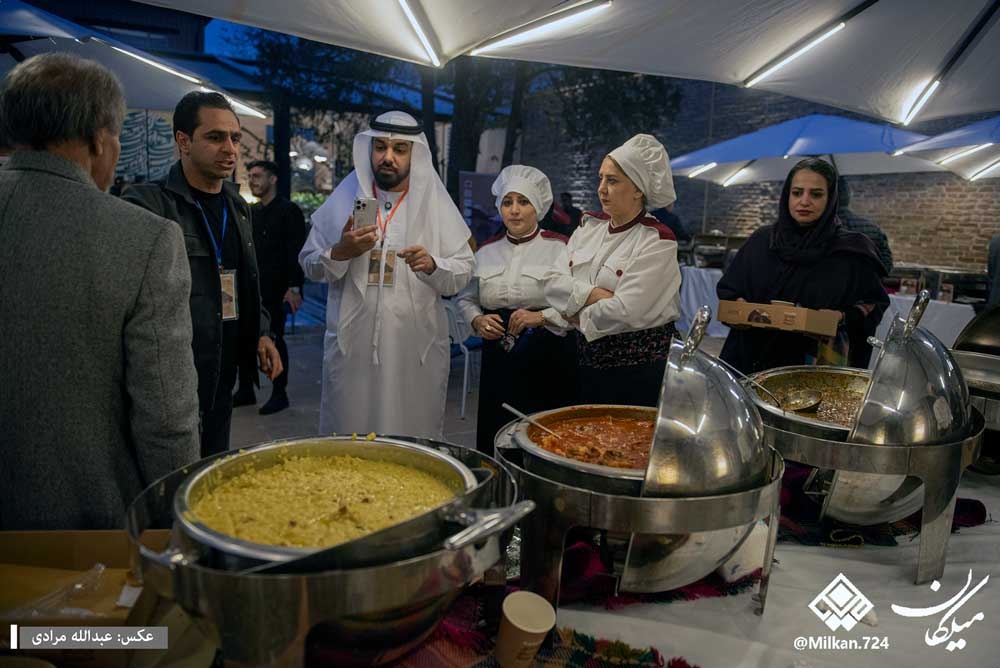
top-left (520, 80), bottom-right (1000, 272)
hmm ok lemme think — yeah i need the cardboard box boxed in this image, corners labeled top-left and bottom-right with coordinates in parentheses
top-left (718, 299), bottom-right (840, 337)
top-left (0, 529), bottom-right (178, 668)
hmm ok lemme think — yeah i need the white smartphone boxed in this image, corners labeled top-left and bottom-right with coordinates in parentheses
top-left (354, 197), bottom-right (377, 229)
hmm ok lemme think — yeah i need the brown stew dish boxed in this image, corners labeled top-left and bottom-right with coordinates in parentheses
top-left (535, 415), bottom-right (654, 468)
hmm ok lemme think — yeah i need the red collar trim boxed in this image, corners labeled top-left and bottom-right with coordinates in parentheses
top-left (506, 225), bottom-right (540, 245)
top-left (608, 210), bottom-right (647, 234)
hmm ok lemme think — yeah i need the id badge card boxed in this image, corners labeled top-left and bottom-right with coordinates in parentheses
top-left (367, 248), bottom-right (396, 287)
top-left (220, 269), bottom-right (239, 321)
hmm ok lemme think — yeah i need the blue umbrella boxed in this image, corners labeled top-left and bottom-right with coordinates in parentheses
top-left (0, 0), bottom-right (263, 115)
top-left (671, 114), bottom-right (943, 186)
top-left (895, 116), bottom-right (1000, 181)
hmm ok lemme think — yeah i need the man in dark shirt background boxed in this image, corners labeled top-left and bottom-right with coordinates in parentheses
top-left (838, 176), bottom-right (893, 274)
top-left (560, 191), bottom-right (583, 235)
top-left (651, 202), bottom-right (691, 243)
top-left (233, 160), bottom-right (306, 415)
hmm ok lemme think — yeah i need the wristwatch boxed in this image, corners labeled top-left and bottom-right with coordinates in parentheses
top-left (290, 287), bottom-right (301, 295)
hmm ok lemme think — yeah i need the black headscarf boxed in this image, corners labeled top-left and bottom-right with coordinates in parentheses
top-left (717, 158), bottom-right (889, 373)
top-left (770, 158), bottom-right (883, 270)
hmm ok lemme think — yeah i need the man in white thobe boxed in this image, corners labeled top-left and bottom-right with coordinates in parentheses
top-left (300, 111), bottom-right (474, 438)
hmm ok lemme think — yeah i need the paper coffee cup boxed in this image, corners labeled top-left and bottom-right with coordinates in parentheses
top-left (494, 590), bottom-right (557, 668)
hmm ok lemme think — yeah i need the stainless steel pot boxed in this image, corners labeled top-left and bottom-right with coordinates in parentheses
top-left (747, 292), bottom-right (979, 525)
top-left (172, 436), bottom-right (494, 571)
top-left (952, 348), bottom-right (1000, 474)
top-left (127, 438), bottom-right (519, 668)
top-left (507, 308), bottom-right (770, 592)
top-left (511, 404), bottom-right (653, 496)
top-left (746, 365), bottom-right (870, 439)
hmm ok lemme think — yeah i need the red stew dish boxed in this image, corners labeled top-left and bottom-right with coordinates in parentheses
top-left (533, 415), bottom-right (654, 469)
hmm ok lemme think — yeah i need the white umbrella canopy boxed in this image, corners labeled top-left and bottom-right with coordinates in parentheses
top-left (0, 0), bottom-right (264, 115)
top-left (670, 114), bottom-right (943, 186)
top-left (140, 0), bottom-right (1000, 123)
top-left (895, 115), bottom-right (1000, 180)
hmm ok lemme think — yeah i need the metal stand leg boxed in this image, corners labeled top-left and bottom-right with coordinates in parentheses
top-left (518, 472), bottom-right (580, 607)
top-left (754, 509), bottom-right (781, 615)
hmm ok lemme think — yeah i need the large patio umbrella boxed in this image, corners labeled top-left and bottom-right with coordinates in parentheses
top-left (138, 0), bottom-right (1000, 123)
top-left (895, 115), bottom-right (1000, 181)
top-left (669, 114), bottom-right (943, 186)
top-left (0, 0), bottom-right (264, 115)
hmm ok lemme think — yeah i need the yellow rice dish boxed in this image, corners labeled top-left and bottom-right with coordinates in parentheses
top-left (189, 455), bottom-right (457, 549)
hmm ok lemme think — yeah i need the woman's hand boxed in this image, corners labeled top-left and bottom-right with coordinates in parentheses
top-left (508, 309), bottom-right (545, 335)
top-left (584, 287), bottom-right (614, 306)
top-left (472, 314), bottom-right (505, 340)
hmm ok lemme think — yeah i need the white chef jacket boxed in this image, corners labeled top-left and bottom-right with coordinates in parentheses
top-left (544, 211), bottom-right (681, 342)
top-left (456, 227), bottom-right (570, 335)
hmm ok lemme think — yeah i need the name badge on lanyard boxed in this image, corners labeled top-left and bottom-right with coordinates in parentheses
top-left (196, 201), bottom-right (239, 321)
top-left (367, 182), bottom-right (408, 287)
top-left (368, 249), bottom-right (396, 287)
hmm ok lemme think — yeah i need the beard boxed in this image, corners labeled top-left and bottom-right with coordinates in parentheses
top-left (373, 162), bottom-right (410, 190)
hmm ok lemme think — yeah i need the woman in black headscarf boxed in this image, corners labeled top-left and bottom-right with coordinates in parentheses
top-left (717, 158), bottom-right (888, 374)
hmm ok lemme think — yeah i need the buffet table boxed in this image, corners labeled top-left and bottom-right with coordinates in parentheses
top-left (559, 472), bottom-right (1000, 668)
top-left (679, 266), bottom-right (730, 337)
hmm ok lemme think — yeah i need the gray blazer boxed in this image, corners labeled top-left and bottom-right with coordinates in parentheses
top-left (0, 151), bottom-right (200, 529)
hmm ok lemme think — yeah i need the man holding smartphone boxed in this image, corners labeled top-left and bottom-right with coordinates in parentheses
top-left (300, 110), bottom-right (474, 438)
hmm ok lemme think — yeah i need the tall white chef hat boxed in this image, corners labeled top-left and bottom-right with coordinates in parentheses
top-left (491, 164), bottom-right (553, 218)
top-left (608, 134), bottom-right (676, 210)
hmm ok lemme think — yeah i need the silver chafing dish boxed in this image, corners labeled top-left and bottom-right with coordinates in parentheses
top-left (746, 291), bottom-right (984, 583)
top-left (127, 437), bottom-right (525, 667)
top-left (952, 304), bottom-right (1000, 474)
top-left (497, 308), bottom-right (784, 610)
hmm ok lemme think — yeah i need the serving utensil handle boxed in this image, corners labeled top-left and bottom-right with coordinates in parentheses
top-left (442, 500), bottom-right (536, 550)
top-left (682, 305), bottom-right (712, 359)
top-left (903, 289), bottom-right (930, 338)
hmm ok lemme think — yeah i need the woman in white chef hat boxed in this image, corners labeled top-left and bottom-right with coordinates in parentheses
top-left (456, 165), bottom-right (578, 454)
top-left (544, 134), bottom-right (682, 406)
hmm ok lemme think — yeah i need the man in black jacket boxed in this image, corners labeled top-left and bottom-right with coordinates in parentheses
top-left (123, 91), bottom-right (282, 457)
top-left (233, 160), bottom-right (306, 415)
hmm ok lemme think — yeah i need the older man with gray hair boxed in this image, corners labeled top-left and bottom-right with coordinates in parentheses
top-left (0, 54), bottom-right (200, 529)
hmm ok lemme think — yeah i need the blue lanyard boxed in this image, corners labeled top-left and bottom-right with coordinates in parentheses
top-left (195, 201), bottom-right (228, 268)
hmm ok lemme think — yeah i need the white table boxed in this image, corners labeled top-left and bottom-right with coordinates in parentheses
top-left (679, 266), bottom-right (730, 337)
top-left (874, 294), bottom-right (976, 350)
top-left (558, 473), bottom-right (1000, 668)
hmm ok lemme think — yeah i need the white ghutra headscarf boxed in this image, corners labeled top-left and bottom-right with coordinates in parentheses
top-left (307, 111), bottom-right (470, 364)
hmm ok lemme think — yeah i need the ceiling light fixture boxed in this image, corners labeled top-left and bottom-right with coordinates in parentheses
top-left (105, 42), bottom-right (200, 83)
top-left (687, 162), bottom-right (717, 178)
top-left (398, 0), bottom-right (440, 67)
top-left (745, 23), bottom-right (845, 88)
top-left (198, 86), bottom-right (267, 119)
top-left (471, 0), bottom-right (612, 56)
top-left (901, 80), bottom-right (940, 126)
top-left (939, 142), bottom-right (993, 165)
top-left (970, 157), bottom-right (1000, 181)
top-left (723, 168), bottom-right (749, 187)
top-left (900, 0), bottom-right (1000, 125)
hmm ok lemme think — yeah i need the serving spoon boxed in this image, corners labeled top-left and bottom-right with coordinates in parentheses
top-left (781, 388), bottom-right (822, 413)
top-left (502, 403), bottom-right (562, 440)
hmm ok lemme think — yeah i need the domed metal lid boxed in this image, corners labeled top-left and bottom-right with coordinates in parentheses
top-left (851, 291), bottom-right (971, 446)
top-left (642, 306), bottom-right (769, 498)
